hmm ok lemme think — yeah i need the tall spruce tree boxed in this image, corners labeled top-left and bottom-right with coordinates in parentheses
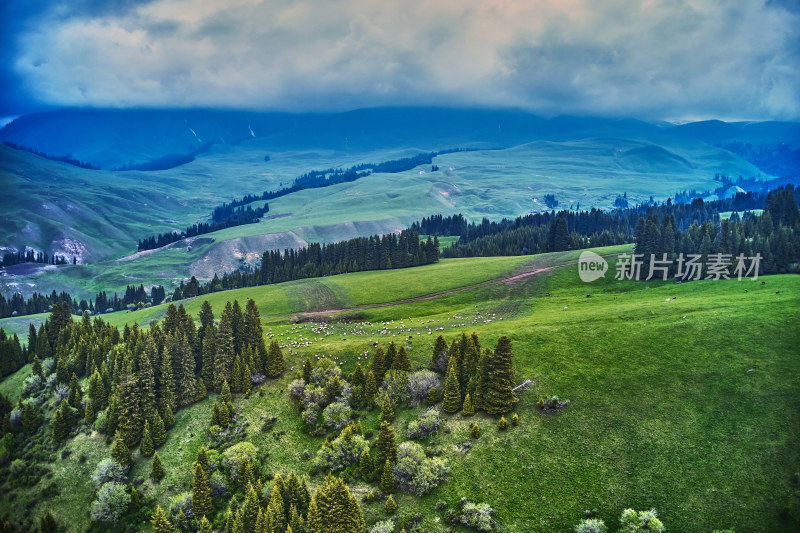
top-left (215, 307), bottom-right (235, 390)
top-left (140, 420), bottom-right (154, 456)
top-left (371, 346), bottom-right (387, 384)
top-left (151, 451), bottom-right (165, 481)
top-left (441, 356), bottom-right (462, 414)
top-left (483, 336), bottom-right (517, 414)
top-left (375, 421), bottom-right (397, 472)
top-left (380, 393), bottom-right (394, 423)
top-left (267, 340), bottom-right (285, 377)
top-left (151, 505), bottom-right (173, 533)
top-left (393, 346), bottom-right (412, 372)
top-left (305, 474), bottom-right (366, 533)
top-left (192, 462), bottom-right (212, 519)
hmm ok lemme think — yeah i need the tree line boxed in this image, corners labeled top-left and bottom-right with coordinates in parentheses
top-left (168, 231), bottom-right (439, 302)
top-left (2, 141), bottom-right (99, 170)
top-left (137, 204), bottom-right (270, 251)
top-left (0, 250), bottom-right (70, 268)
top-left (418, 186), bottom-right (799, 272)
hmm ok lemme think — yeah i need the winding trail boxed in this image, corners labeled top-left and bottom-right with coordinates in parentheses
top-left (298, 258), bottom-right (587, 317)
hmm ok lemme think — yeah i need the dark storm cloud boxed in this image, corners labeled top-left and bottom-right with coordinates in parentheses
top-left (3, 0), bottom-right (799, 120)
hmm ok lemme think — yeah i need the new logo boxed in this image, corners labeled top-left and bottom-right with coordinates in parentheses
top-left (578, 251), bottom-right (608, 282)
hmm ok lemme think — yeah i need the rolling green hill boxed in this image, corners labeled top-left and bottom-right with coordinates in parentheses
top-left (1, 248), bottom-right (797, 532)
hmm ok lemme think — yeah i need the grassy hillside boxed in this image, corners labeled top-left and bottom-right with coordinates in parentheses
top-left (1, 249), bottom-right (797, 532)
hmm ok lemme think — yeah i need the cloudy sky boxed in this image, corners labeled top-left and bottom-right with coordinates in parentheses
top-left (1, 0), bottom-right (798, 121)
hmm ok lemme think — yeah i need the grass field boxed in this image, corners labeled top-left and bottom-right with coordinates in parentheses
top-left (1, 248), bottom-right (797, 532)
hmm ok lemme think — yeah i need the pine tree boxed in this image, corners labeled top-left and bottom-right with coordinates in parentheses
top-left (237, 457), bottom-right (254, 492)
top-left (159, 349), bottom-right (176, 414)
top-left (192, 462), bottom-right (213, 519)
top-left (473, 349), bottom-right (490, 410)
top-left (32, 355), bottom-right (43, 377)
top-left (302, 357), bottom-right (313, 382)
top-left (380, 459), bottom-right (394, 493)
top-left (267, 340), bottom-right (285, 377)
top-left (380, 393), bottom-right (394, 423)
top-left (117, 374), bottom-right (143, 446)
top-left (151, 451), bottom-right (165, 481)
top-left (384, 494), bottom-right (396, 514)
top-left (471, 423), bottom-right (481, 439)
top-left (359, 448), bottom-right (373, 480)
top-left (371, 346), bottom-right (387, 384)
top-left (241, 483), bottom-right (260, 532)
top-left (68, 373), bottom-right (82, 409)
top-left (461, 393), bottom-right (475, 416)
top-left (393, 345), bottom-right (412, 372)
top-left (441, 356), bottom-right (462, 414)
top-left (365, 371), bottom-right (378, 405)
top-left (215, 308), bottom-right (235, 390)
top-left (140, 419), bottom-right (154, 456)
top-left (432, 335), bottom-right (447, 369)
top-left (267, 481), bottom-right (286, 532)
top-left (172, 334), bottom-right (197, 406)
top-left (289, 504), bottom-right (305, 533)
top-left (88, 369), bottom-right (108, 411)
top-left (231, 353), bottom-right (244, 393)
top-left (151, 411), bottom-right (167, 447)
top-left (351, 363), bottom-right (365, 389)
top-left (483, 336), bottom-right (517, 414)
top-left (375, 421), bottom-right (397, 472)
top-left (163, 404), bottom-right (175, 429)
top-left (201, 326), bottom-right (217, 390)
top-left (197, 446), bottom-right (209, 470)
top-left (305, 474), bottom-right (366, 533)
top-left (512, 413), bottom-right (519, 426)
top-left (151, 505), bottom-right (173, 533)
top-left (138, 337), bottom-right (157, 417)
top-left (53, 404), bottom-right (68, 443)
top-left (111, 433), bottom-right (132, 469)
top-left (220, 379), bottom-right (232, 405)
top-left (385, 341), bottom-right (397, 370)
top-left (85, 397), bottom-right (96, 425)
top-left (199, 516), bottom-right (213, 533)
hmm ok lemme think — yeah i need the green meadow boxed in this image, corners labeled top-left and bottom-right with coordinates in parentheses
top-left (2, 249), bottom-right (797, 532)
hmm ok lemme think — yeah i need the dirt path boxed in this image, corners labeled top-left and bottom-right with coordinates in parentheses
top-left (298, 258), bottom-right (585, 317)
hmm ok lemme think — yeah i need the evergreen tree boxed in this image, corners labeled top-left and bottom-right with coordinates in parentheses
top-left (289, 504), bottom-right (305, 533)
top-left (302, 358), bottom-right (313, 382)
top-left (201, 326), bottom-right (217, 390)
top-left (117, 375), bottom-right (143, 446)
top-left (140, 420), bottom-right (154, 456)
top-left (305, 474), bottom-right (366, 533)
top-left (151, 505), bottom-right (173, 533)
top-left (68, 373), bottom-right (82, 409)
top-left (159, 350), bottom-right (176, 414)
top-left (267, 339), bottom-right (285, 377)
top-left (215, 308), bottom-right (235, 390)
top-left (351, 363), bottom-right (365, 389)
top-left (88, 369), bottom-right (108, 411)
top-left (432, 335), bottom-right (448, 369)
top-left (53, 403), bottom-right (68, 443)
top-left (22, 400), bottom-right (41, 435)
top-left (473, 349), bottom-right (490, 410)
top-left (241, 483), bottom-right (260, 532)
top-left (384, 494), bottom-right (396, 514)
top-left (197, 446), bottom-right (209, 470)
top-left (151, 411), bottom-right (167, 447)
top-left (139, 337), bottom-right (158, 417)
top-left (375, 421), bottom-right (397, 472)
top-left (163, 404), bottom-right (175, 429)
top-left (199, 516), bottom-right (213, 533)
top-left (359, 447), bottom-right (373, 480)
top-left (151, 451), bottom-right (165, 481)
top-left (385, 341), bottom-right (397, 370)
top-left (441, 357), bottom-right (462, 414)
top-left (32, 355), bottom-right (43, 377)
top-left (380, 393), bottom-right (394, 423)
top-left (371, 346), bottom-right (387, 384)
top-left (267, 482), bottom-right (286, 532)
top-left (237, 457), bottom-right (254, 492)
top-left (461, 393), bottom-right (475, 416)
top-left (171, 334), bottom-right (196, 406)
top-left (483, 336), bottom-right (517, 414)
top-left (365, 371), bottom-right (378, 404)
top-left (111, 433), bottom-right (132, 469)
top-left (192, 462), bottom-right (213, 519)
top-left (393, 346), bottom-right (412, 372)
top-left (85, 397), bottom-right (96, 425)
top-left (380, 459), bottom-right (394, 493)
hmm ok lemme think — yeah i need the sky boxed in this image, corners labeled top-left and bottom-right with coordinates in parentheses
top-left (1, 0), bottom-right (798, 121)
